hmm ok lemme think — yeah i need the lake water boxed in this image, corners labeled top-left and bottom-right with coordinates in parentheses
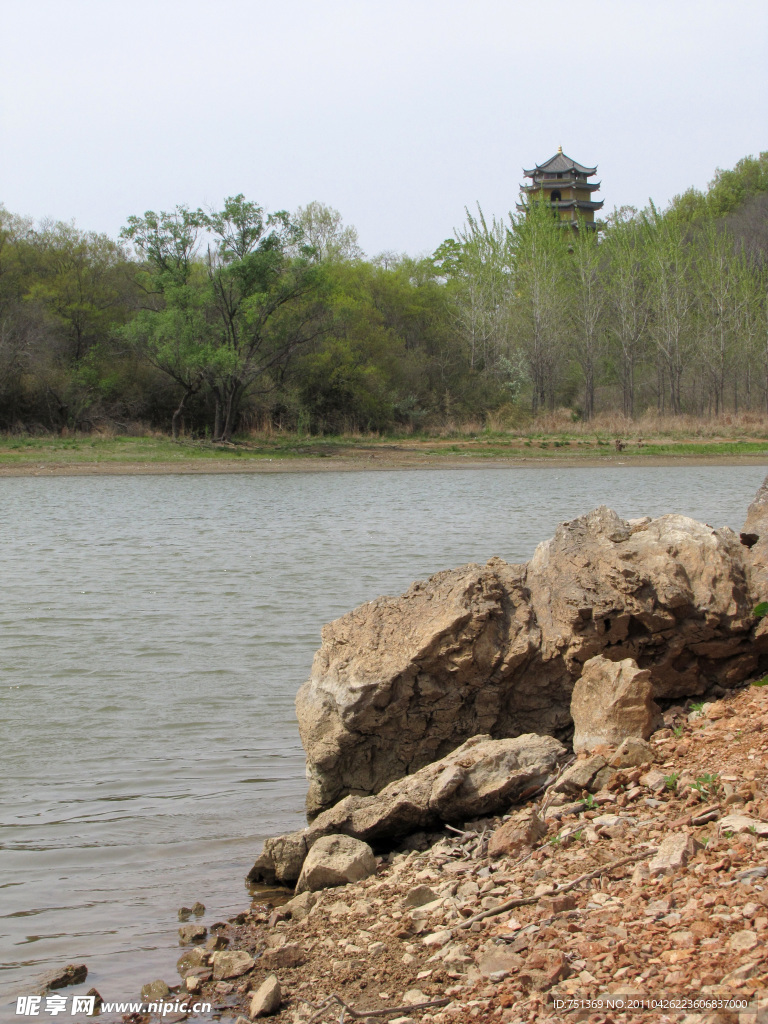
top-left (1, 464), bottom-right (765, 1011)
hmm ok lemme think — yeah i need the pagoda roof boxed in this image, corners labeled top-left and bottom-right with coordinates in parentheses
top-left (521, 179), bottom-right (602, 193)
top-left (523, 151), bottom-right (598, 177)
top-left (516, 198), bottom-right (605, 212)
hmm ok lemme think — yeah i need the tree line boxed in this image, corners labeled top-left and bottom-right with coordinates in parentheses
top-left (1, 154), bottom-right (766, 438)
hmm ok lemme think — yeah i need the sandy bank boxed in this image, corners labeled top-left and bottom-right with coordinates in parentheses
top-left (2, 453), bottom-right (768, 477)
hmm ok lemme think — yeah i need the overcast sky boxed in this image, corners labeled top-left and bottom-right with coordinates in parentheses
top-left (1, 0), bottom-right (766, 257)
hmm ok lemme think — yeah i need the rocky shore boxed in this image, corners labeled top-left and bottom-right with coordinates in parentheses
top-left (119, 479), bottom-right (768, 1021)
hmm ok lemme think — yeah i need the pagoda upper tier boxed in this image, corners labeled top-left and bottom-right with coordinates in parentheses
top-left (518, 148), bottom-right (604, 228)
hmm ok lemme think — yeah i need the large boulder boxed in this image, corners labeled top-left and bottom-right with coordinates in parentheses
top-left (295, 835), bottom-right (376, 893)
top-left (571, 655), bottom-right (663, 753)
top-left (249, 733), bottom-right (566, 886)
top-left (742, 473), bottom-right (768, 601)
top-left (298, 507), bottom-right (757, 817)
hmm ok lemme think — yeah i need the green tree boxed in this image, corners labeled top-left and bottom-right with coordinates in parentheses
top-left (510, 194), bottom-right (569, 414)
top-left (123, 196), bottom-right (331, 440)
top-left (568, 219), bottom-right (606, 420)
top-left (643, 206), bottom-right (694, 414)
top-left (293, 201), bottom-right (363, 262)
top-left (604, 207), bottom-right (648, 417)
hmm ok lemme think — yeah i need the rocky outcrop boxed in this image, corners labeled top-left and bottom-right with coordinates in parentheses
top-left (298, 506), bottom-right (758, 817)
top-left (571, 655), bottom-right (663, 753)
top-left (249, 733), bottom-right (565, 886)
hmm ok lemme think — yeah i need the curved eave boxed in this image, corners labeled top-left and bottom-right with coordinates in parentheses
top-left (523, 154), bottom-right (598, 176)
top-left (519, 198), bottom-right (605, 211)
top-left (520, 180), bottom-right (602, 194)
top-left (554, 200), bottom-right (605, 211)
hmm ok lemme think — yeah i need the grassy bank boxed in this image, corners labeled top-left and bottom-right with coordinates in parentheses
top-left (2, 427), bottom-right (768, 475)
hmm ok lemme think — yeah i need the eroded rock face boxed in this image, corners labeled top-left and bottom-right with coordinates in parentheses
top-left (248, 733), bottom-right (565, 886)
top-left (571, 655), bottom-right (663, 753)
top-left (298, 507), bottom-right (757, 817)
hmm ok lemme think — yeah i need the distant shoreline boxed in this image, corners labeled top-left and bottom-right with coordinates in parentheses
top-left (2, 453), bottom-right (767, 477)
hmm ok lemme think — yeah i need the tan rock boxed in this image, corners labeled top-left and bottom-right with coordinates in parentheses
top-left (719, 813), bottom-right (768, 836)
top-left (729, 930), bottom-right (758, 952)
top-left (280, 890), bottom-right (318, 922)
top-left (640, 769), bottom-right (667, 793)
top-left (571, 656), bottom-right (663, 753)
top-left (176, 947), bottom-right (206, 977)
top-left (249, 975), bottom-right (281, 1018)
top-left (211, 950), bottom-right (255, 980)
top-left (609, 737), bottom-right (655, 768)
top-left (295, 834), bottom-right (376, 893)
top-left (477, 949), bottom-right (524, 977)
top-left (178, 923), bottom-right (207, 945)
top-left (554, 755), bottom-right (612, 796)
top-left (402, 988), bottom-right (429, 1005)
top-left (488, 810), bottom-right (546, 859)
top-left (649, 834), bottom-right (701, 876)
top-left (260, 944), bottom-right (305, 969)
top-left (402, 885), bottom-right (439, 908)
top-left (141, 979), bottom-right (170, 1001)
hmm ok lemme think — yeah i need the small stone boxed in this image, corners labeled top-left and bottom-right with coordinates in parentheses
top-left (249, 974), bottom-right (281, 1018)
top-left (721, 960), bottom-right (763, 983)
top-left (261, 943), bottom-right (306, 969)
top-left (729, 929), bottom-right (758, 952)
top-left (178, 901), bottom-right (205, 921)
top-left (555, 755), bottom-right (610, 795)
top-left (176, 947), bottom-right (206, 976)
top-left (488, 810), bottom-right (547, 859)
top-left (640, 769), bottom-right (667, 793)
top-left (281, 890), bottom-right (319, 922)
top-left (720, 813), bottom-right (768, 836)
top-left (649, 834), bottom-right (700, 876)
top-left (211, 949), bottom-right (255, 980)
top-left (478, 949), bottom-right (524, 977)
top-left (368, 941), bottom-right (386, 954)
top-left (141, 979), bottom-right (170, 1002)
top-left (610, 737), bottom-right (654, 768)
top-left (402, 988), bottom-right (428, 1005)
top-left (422, 929), bottom-right (452, 947)
top-left (178, 923), bottom-right (207, 945)
top-left (37, 964), bottom-right (88, 993)
top-left (403, 884), bottom-right (439, 908)
top-left (186, 976), bottom-right (201, 993)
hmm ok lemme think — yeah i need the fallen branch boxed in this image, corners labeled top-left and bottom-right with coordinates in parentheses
top-left (301, 993), bottom-right (451, 1022)
top-left (456, 846), bottom-right (657, 930)
top-left (445, 824), bottom-right (475, 837)
top-left (536, 757), bottom-right (576, 816)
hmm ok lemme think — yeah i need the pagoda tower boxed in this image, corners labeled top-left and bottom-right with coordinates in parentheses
top-left (518, 147), bottom-right (603, 229)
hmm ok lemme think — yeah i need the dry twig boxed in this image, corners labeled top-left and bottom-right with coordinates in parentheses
top-left (456, 846), bottom-right (657, 929)
top-left (301, 993), bottom-right (450, 1022)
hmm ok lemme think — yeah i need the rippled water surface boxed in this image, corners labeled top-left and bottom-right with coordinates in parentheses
top-left (1, 465), bottom-right (765, 1009)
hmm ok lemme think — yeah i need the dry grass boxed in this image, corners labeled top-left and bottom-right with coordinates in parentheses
top-left (527, 409), bottom-right (768, 438)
